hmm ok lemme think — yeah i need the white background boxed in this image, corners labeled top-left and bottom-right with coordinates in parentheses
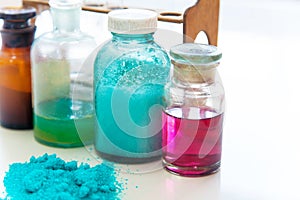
top-left (1, 0), bottom-right (300, 199)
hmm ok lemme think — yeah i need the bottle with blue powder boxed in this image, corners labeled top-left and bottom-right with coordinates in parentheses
top-left (94, 9), bottom-right (170, 163)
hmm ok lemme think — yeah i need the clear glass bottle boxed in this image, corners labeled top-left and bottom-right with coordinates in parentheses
top-left (94, 9), bottom-right (170, 163)
top-left (105, 0), bottom-right (124, 9)
top-left (162, 43), bottom-right (225, 176)
top-left (31, 0), bottom-right (97, 147)
top-left (0, 6), bottom-right (36, 129)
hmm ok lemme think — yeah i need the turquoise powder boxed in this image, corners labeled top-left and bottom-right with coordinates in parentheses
top-left (94, 51), bottom-right (170, 162)
top-left (3, 154), bottom-right (123, 200)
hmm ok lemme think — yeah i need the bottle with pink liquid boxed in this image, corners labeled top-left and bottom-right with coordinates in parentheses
top-left (162, 43), bottom-right (225, 177)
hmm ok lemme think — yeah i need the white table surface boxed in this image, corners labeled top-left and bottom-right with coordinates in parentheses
top-left (1, 0), bottom-right (300, 199)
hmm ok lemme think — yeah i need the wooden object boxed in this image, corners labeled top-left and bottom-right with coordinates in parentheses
top-left (22, 0), bottom-right (219, 45)
top-left (184, 0), bottom-right (220, 45)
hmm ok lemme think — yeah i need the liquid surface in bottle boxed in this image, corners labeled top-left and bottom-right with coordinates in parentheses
top-left (34, 98), bottom-right (94, 147)
top-left (162, 107), bottom-right (223, 176)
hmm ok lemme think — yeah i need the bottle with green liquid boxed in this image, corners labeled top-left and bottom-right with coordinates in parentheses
top-left (31, 0), bottom-right (97, 147)
top-left (94, 9), bottom-right (170, 163)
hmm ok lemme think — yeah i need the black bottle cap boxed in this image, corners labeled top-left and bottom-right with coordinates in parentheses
top-left (0, 6), bottom-right (36, 47)
top-left (0, 6), bottom-right (36, 29)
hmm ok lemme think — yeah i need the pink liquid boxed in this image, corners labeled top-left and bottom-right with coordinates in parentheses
top-left (162, 107), bottom-right (223, 176)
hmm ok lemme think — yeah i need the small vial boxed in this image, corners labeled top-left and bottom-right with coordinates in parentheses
top-left (162, 43), bottom-right (225, 177)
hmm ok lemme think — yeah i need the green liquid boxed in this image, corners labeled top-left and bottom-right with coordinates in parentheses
top-left (34, 98), bottom-right (94, 148)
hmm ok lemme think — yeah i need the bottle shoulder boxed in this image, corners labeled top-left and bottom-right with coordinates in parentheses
top-left (94, 39), bottom-right (170, 67)
top-left (165, 79), bottom-right (225, 96)
top-left (164, 80), bottom-right (225, 114)
top-left (0, 47), bottom-right (30, 60)
top-left (31, 31), bottom-right (97, 60)
top-left (94, 39), bottom-right (171, 87)
top-left (33, 31), bottom-right (96, 46)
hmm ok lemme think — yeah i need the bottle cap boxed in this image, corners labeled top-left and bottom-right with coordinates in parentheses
top-left (170, 43), bottom-right (222, 66)
top-left (170, 43), bottom-right (222, 83)
top-left (0, 6), bottom-right (36, 29)
top-left (0, 6), bottom-right (36, 47)
top-left (49, 0), bottom-right (82, 9)
top-left (108, 9), bottom-right (157, 34)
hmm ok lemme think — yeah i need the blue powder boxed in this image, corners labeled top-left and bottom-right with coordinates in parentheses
top-left (95, 52), bottom-right (170, 160)
top-left (3, 154), bottom-right (123, 200)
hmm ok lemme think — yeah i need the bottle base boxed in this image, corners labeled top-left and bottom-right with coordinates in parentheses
top-left (163, 159), bottom-right (220, 177)
top-left (96, 151), bottom-right (161, 164)
top-left (34, 136), bottom-right (84, 148)
top-left (0, 122), bottom-right (33, 130)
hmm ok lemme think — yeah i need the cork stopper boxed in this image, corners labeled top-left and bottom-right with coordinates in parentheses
top-left (172, 61), bottom-right (218, 83)
top-left (108, 9), bottom-right (157, 34)
top-left (170, 43), bottom-right (222, 83)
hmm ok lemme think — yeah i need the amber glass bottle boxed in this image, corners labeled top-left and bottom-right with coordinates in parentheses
top-left (0, 7), bottom-right (36, 129)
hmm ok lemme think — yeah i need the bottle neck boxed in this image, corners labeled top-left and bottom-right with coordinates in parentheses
top-left (0, 27), bottom-right (36, 48)
top-left (172, 62), bottom-right (219, 85)
top-left (51, 7), bottom-right (81, 33)
top-left (111, 32), bottom-right (154, 44)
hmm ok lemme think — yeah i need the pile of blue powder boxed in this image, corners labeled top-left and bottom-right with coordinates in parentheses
top-left (3, 154), bottom-right (123, 200)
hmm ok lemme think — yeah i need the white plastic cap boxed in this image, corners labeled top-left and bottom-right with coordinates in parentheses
top-left (108, 9), bottom-right (158, 34)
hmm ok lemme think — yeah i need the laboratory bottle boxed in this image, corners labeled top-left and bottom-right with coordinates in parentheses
top-left (94, 9), bottom-right (170, 163)
top-left (31, 0), bottom-right (97, 147)
top-left (162, 43), bottom-right (225, 176)
top-left (0, 6), bottom-right (36, 129)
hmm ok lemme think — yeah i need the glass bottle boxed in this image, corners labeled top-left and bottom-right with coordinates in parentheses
top-left (31, 0), bottom-right (97, 147)
top-left (94, 9), bottom-right (170, 163)
top-left (162, 43), bottom-right (225, 177)
top-left (105, 0), bottom-right (124, 9)
top-left (0, 6), bottom-right (36, 129)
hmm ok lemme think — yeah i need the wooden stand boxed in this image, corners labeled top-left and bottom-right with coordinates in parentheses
top-left (184, 0), bottom-right (219, 45)
top-left (23, 0), bottom-right (219, 45)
